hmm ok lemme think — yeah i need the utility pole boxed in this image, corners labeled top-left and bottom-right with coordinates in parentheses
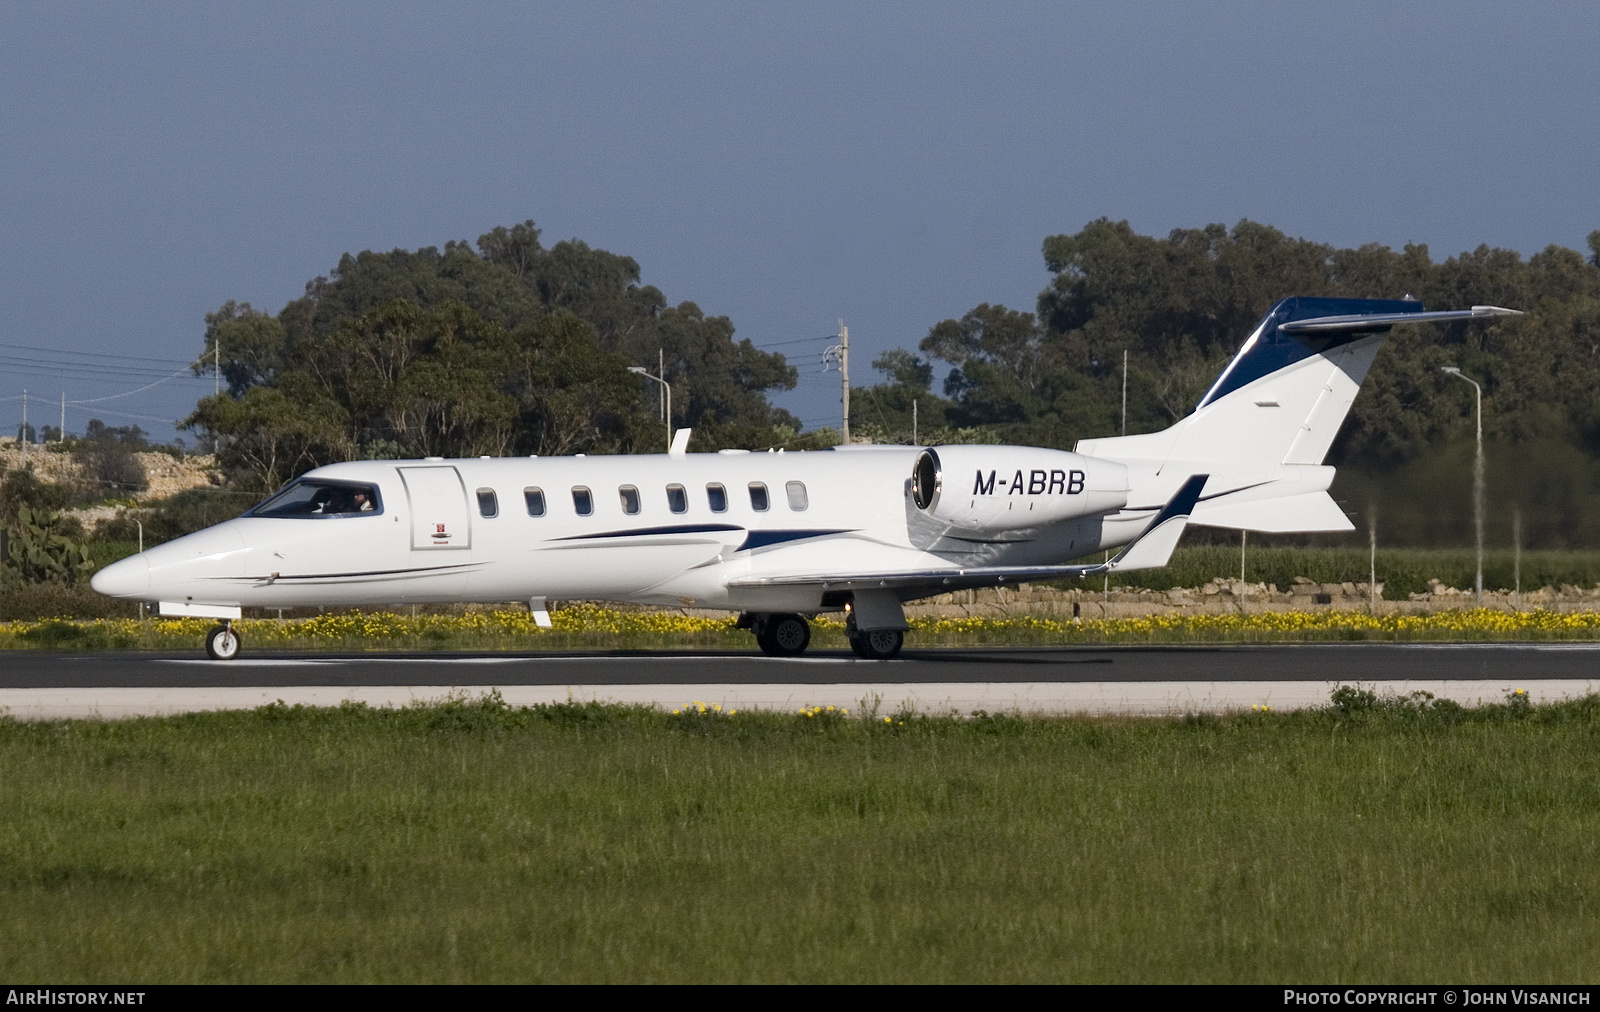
top-left (20, 389), bottom-right (26, 453)
top-left (1442, 367), bottom-right (1484, 603)
top-left (1121, 349), bottom-right (1128, 436)
top-left (215, 341), bottom-right (221, 398)
top-left (840, 322), bottom-right (850, 443)
top-left (822, 321), bottom-right (851, 444)
top-left (658, 349), bottom-right (665, 422)
top-left (1369, 509), bottom-right (1378, 613)
top-left (912, 399), bottom-right (918, 446)
top-left (59, 391), bottom-right (65, 444)
top-left (1513, 506), bottom-right (1522, 606)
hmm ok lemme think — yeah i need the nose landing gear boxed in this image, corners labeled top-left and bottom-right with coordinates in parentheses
top-left (205, 621), bottom-right (242, 661)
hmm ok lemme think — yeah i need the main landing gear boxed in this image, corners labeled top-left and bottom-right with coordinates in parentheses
top-left (746, 612), bottom-right (811, 657)
top-left (846, 614), bottom-right (904, 660)
top-left (739, 612), bottom-right (905, 659)
top-left (205, 621), bottom-right (242, 661)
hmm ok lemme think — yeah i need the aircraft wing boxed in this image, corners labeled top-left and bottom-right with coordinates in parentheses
top-left (1279, 305), bottom-right (1521, 334)
top-left (726, 474), bottom-right (1208, 595)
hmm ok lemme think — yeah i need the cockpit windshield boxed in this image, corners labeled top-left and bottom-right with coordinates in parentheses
top-left (249, 479), bottom-right (383, 518)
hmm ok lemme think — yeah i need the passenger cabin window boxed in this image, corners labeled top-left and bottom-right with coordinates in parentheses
top-left (706, 483), bottom-right (728, 513)
top-left (748, 482), bottom-right (770, 511)
top-left (786, 481), bottom-right (808, 511)
top-left (477, 488), bottom-right (498, 518)
top-left (619, 485), bottom-right (641, 515)
top-left (250, 479), bottom-right (382, 518)
top-left (572, 486), bottom-right (593, 516)
top-left (666, 484), bottom-right (688, 514)
top-left (524, 487), bottom-right (546, 517)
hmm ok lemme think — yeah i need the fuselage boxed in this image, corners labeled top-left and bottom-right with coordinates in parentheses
top-left (91, 445), bottom-right (1136, 614)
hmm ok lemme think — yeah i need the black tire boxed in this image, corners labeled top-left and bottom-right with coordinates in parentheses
top-left (755, 613), bottom-right (810, 657)
top-left (205, 624), bottom-right (241, 661)
top-left (849, 628), bottom-right (904, 660)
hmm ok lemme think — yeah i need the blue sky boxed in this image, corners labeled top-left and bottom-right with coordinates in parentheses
top-left (1, 1), bottom-right (1595, 441)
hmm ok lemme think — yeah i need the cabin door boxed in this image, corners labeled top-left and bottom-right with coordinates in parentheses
top-left (398, 466), bottom-right (472, 551)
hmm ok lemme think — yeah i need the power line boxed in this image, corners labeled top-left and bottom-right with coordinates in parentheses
top-left (0, 340), bottom-right (195, 366)
top-left (68, 367), bottom-right (199, 404)
top-left (751, 335), bottom-right (835, 350)
top-left (0, 355), bottom-right (194, 381)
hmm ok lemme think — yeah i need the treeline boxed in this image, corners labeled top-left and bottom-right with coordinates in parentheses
top-left (183, 215), bottom-right (1600, 549)
top-left (186, 221), bottom-right (809, 491)
top-left (856, 220), bottom-right (1600, 549)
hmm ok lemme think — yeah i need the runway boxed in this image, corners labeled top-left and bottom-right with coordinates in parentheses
top-left (1, 643), bottom-right (1597, 719)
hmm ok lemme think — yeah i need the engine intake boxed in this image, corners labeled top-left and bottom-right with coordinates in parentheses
top-left (911, 446), bottom-right (1128, 532)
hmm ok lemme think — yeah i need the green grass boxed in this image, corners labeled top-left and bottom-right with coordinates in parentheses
top-left (1097, 545), bottom-right (1600, 598)
top-left (4, 692), bottom-right (1600, 982)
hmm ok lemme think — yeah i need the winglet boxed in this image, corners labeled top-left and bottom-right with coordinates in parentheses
top-left (1105, 474), bottom-right (1208, 572)
top-left (669, 428), bottom-right (692, 457)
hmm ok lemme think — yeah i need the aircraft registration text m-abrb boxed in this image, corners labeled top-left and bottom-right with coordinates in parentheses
top-left (90, 296), bottom-right (1521, 661)
top-left (972, 468), bottom-right (1087, 496)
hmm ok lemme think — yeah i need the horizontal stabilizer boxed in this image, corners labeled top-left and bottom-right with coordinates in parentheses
top-left (1279, 305), bottom-right (1522, 334)
top-left (1192, 490), bottom-right (1353, 533)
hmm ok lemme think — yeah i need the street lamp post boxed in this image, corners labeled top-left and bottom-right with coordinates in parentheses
top-left (1442, 366), bottom-right (1484, 603)
top-left (628, 366), bottom-right (671, 451)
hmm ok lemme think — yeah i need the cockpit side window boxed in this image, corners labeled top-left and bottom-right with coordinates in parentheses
top-left (249, 480), bottom-right (383, 518)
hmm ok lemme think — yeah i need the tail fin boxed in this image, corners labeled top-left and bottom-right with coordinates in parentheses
top-left (1075, 297), bottom-right (1521, 534)
top-left (1076, 297), bottom-right (1519, 469)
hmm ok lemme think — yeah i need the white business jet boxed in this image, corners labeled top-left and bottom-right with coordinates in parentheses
top-left (92, 297), bottom-right (1519, 660)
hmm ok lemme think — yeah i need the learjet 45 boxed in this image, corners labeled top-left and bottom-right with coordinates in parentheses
top-left (91, 297), bottom-right (1519, 660)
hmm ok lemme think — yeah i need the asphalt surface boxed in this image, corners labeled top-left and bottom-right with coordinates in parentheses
top-left (3, 643), bottom-right (1600, 688)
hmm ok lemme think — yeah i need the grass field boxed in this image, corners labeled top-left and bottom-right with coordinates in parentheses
top-left (3, 690), bottom-right (1600, 983)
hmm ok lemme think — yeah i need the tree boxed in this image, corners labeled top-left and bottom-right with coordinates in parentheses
top-left (200, 302), bottom-right (289, 396)
top-left (195, 220), bottom-right (802, 485)
top-left (74, 419), bottom-right (148, 494)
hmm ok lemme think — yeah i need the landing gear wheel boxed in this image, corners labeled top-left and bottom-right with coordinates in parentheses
top-left (848, 628), bottom-right (904, 660)
top-left (754, 613), bottom-right (810, 657)
top-left (205, 623), bottom-right (241, 661)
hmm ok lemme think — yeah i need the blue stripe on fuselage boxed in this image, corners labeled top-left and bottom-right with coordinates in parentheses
top-left (737, 529), bottom-right (854, 551)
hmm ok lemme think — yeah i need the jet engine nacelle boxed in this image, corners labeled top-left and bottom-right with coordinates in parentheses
top-left (911, 445), bottom-right (1129, 532)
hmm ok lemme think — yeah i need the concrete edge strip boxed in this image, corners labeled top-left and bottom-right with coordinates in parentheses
top-left (1, 679), bottom-right (1596, 721)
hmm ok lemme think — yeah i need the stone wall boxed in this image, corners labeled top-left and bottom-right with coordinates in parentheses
top-left (0, 440), bottom-right (221, 534)
top-left (899, 578), bottom-right (1600, 619)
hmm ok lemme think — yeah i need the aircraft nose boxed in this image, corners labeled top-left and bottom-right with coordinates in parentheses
top-left (90, 555), bottom-right (150, 599)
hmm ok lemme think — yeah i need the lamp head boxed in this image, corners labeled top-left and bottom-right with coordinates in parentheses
top-left (1441, 366), bottom-right (1461, 375)
top-left (627, 366), bottom-right (648, 375)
